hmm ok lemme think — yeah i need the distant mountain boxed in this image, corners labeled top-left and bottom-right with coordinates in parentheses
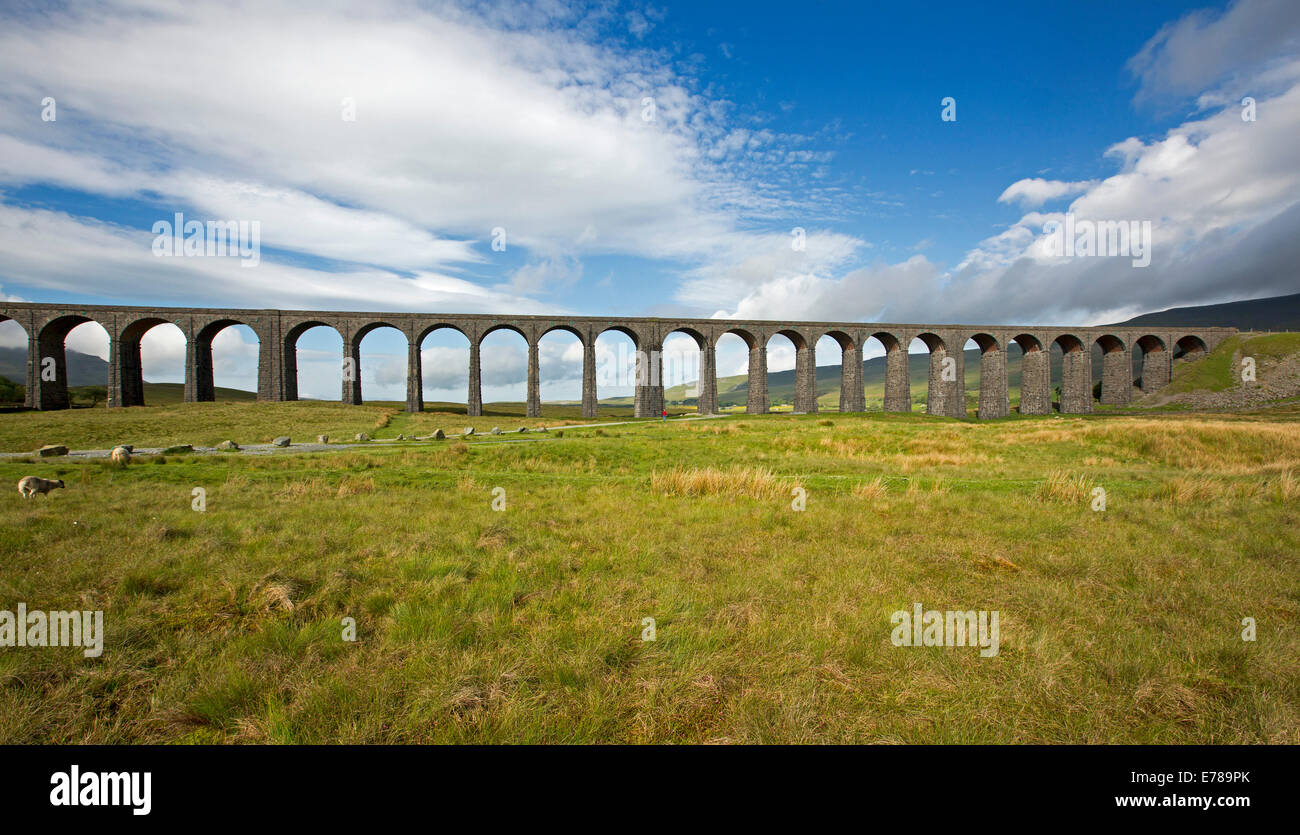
top-left (1112, 292), bottom-right (1300, 330)
top-left (0, 345), bottom-right (108, 387)
top-left (0, 347), bottom-right (253, 402)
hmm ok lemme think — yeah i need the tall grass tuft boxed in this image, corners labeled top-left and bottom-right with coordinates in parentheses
top-left (852, 476), bottom-right (888, 500)
top-left (1039, 470), bottom-right (1094, 503)
top-left (651, 465), bottom-right (780, 498)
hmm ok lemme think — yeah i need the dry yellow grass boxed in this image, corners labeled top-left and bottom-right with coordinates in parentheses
top-left (1039, 470), bottom-right (1095, 503)
top-left (852, 476), bottom-right (889, 500)
top-left (651, 464), bottom-right (781, 498)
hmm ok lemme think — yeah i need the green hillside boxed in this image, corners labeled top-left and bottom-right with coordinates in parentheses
top-left (0, 378), bottom-right (256, 407)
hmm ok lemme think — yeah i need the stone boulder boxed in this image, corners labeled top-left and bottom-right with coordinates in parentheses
top-left (216, 440), bottom-right (240, 451)
top-left (355, 433), bottom-right (371, 442)
top-left (272, 436), bottom-right (291, 447)
top-left (463, 427), bottom-right (475, 437)
top-left (162, 444), bottom-right (193, 454)
top-left (317, 434), bottom-right (329, 444)
top-left (38, 444), bottom-right (68, 457)
top-left (433, 429), bottom-right (445, 439)
top-left (490, 427), bottom-right (501, 435)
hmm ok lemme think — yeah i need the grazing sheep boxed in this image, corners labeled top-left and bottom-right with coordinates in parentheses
top-left (110, 445), bottom-right (131, 465)
top-left (18, 476), bottom-right (65, 498)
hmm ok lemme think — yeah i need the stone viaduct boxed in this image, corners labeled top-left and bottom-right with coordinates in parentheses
top-left (0, 302), bottom-right (1234, 418)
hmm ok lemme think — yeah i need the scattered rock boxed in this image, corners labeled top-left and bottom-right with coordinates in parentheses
top-left (317, 434), bottom-right (329, 444)
top-left (397, 433), bottom-right (406, 440)
top-left (355, 433), bottom-right (371, 442)
top-left (272, 436), bottom-right (291, 447)
top-left (518, 427), bottom-right (528, 433)
top-left (216, 440), bottom-right (240, 451)
top-left (536, 426), bottom-right (547, 432)
top-left (38, 444), bottom-right (69, 457)
top-left (490, 427), bottom-right (501, 435)
top-left (161, 444), bottom-right (193, 455)
top-left (433, 429), bottom-right (445, 439)
top-left (463, 427), bottom-right (475, 437)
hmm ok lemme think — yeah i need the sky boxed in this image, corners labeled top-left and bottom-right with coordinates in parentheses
top-left (1, 0), bottom-right (1299, 402)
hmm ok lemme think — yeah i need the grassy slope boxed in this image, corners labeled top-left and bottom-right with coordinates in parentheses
top-left (0, 400), bottom-right (655, 452)
top-left (1164, 332), bottom-right (1300, 395)
top-left (1, 404), bottom-right (1297, 743)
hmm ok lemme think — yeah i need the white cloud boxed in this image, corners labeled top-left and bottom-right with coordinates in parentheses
top-left (997, 178), bottom-right (1097, 208)
top-left (1128, 0), bottom-right (1300, 104)
top-left (0, 0), bottom-right (845, 313)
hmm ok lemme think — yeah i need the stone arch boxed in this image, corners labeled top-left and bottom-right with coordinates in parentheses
top-left (1011, 333), bottom-right (1050, 414)
top-left (867, 331), bottom-right (909, 413)
top-left (191, 318), bottom-right (263, 401)
top-left (969, 333), bottom-right (1008, 419)
top-left (662, 327), bottom-right (706, 414)
top-left (712, 327), bottom-right (765, 413)
top-left (769, 329), bottom-right (813, 413)
top-left (416, 324), bottom-right (472, 414)
top-left (33, 314), bottom-right (111, 410)
top-left (1094, 334), bottom-right (1132, 406)
top-left (1174, 334), bottom-right (1209, 359)
top-left (476, 324), bottom-right (530, 416)
top-left (348, 322), bottom-right (409, 405)
top-left (113, 316), bottom-right (186, 407)
top-left (1052, 333), bottom-right (1092, 414)
top-left (1135, 334), bottom-right (1168, 392)
top-left (0, 316), bottom-right (28, 406)
top-left (283, 320), bottom-right (344, 402)
top-left (592, 326), bottom-right (641, 416)
top-left (478, 322), bottom-right (529, 347)
top-left (819, 329), bottom-right (862, 413)
top-left (912, 332), bottom-right (959, 417)
top-left (535, 325), bottom-right (585, 419)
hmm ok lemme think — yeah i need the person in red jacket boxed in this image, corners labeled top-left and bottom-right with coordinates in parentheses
top-left (661, 408), bottom-right (667, 422)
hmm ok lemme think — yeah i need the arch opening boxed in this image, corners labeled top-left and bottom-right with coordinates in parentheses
top-left (285, 323), bottom-right (343, 402)
top-left (35, 317), bottom-right (110, 409)
top-left (1051, 334), bottom-right (1092, 414)
top-left (1094, 334), bottom-right (1132, 406)
top-left (418, 325), bottom-right (471, 414)
top-left (119, 319), bottom-right (186, 407)
top-left (594, 328), bottom-right (639, 417)
top-left (663, 329), bottom-right (704, 415)
top-left (765, 331), bottom-right (803, 413)
top-left (1174, 334), bottom-right (1209, 359)
top-left (1011, 334), bottom-right (1049, 415)
top-left (478, 327), bottom-right (529, 417)
top-left (0, 318), bottom-right (29, 405)
top-left (1135, 334), bottom-right (1168, 393)
top-left (538, 327), bottom-right (584, 418)
top-left (968, 333), bottom-right (1007, 419)
top-left (353, 324), bottom-right (409, 405)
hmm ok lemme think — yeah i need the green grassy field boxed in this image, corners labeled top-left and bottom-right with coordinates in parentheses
top-left (1, 401), bottom-right (1298, 743)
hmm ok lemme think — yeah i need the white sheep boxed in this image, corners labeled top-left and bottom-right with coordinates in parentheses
top-left (18, 476), bottom-right (65, 498)
top-left (110, 446), bottom-right (131, 465)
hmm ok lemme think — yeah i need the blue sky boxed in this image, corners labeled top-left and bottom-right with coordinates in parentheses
top-left (2, 0), bottom-right (1298, 402)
